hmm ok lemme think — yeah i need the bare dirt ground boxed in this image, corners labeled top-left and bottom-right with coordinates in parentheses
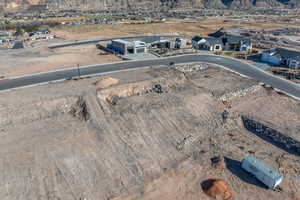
top-left (0, 40), bottom-right (120, 78)
top-left (0, 63), bottom-right (299, 200)
top-left (51, 17), bottom-right (299, 40)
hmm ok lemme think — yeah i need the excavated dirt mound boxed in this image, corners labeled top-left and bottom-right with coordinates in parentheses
top-left (201, 179), bottom-right (235, 200)
top-left (94, 76), bottom-right (119, 89)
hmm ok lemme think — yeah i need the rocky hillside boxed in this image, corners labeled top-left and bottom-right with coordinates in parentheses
top-left (0, 0), bottom-right (299, 10)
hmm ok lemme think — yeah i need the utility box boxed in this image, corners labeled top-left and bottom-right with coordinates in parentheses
top-left (241, 155), bottom-right (283, 189)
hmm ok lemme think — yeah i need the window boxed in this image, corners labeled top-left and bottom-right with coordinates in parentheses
top-left (215, 45), bottom-right (221, 50)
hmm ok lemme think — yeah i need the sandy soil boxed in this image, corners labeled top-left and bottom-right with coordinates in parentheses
top-left (0, 63), bottom-right (299, 200)
top-left (0, 42), bottom-right (120, 78)
top-left (51, 17), bottom-right (298, 40)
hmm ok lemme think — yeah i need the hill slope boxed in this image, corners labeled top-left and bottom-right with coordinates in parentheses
top-left (0, 0), bottom-right (299, 10)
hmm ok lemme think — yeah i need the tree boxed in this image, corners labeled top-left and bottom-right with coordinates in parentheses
top-left (14, 27), bottom-right (24, 36)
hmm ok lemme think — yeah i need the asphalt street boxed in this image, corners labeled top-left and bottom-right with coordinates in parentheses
top-left (1, 54), bottom-right (300, 99)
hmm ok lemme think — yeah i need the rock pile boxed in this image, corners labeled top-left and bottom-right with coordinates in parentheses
top-left (220, 85), bottom-right (261, 102)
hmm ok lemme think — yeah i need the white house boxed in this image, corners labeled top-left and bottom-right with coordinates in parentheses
top-left (108, 39), bottom-right (147, 55)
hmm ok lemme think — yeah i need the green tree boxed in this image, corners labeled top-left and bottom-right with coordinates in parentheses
top-left (14, 27), bottom-right (24, 36)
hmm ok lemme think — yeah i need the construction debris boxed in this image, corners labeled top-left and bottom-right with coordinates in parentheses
top-left (242, 116), bottom-right (300, 156)
top-left (211, 156), bottom-right (226, 170)
top-left (69, 96), bottom-right (90, 121)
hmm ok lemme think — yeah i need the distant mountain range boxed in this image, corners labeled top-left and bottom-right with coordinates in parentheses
top-left (0, 0), bottom-right (299, 10)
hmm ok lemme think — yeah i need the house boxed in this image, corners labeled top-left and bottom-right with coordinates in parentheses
top-left (192, 36), bottom-right (223, 52)
top-left (30, 29), bottom-right (54, 41)
top-left (175, 38), bottom-right (189, 49)
top-left (192, 34), bottom-right (251, 52)
top-left (108, 39), bottom-right (147, 55)
top-left (242, 155), bottom-right (283, 189)
top-left (223, 35), bottom-right (252, 52)
top-left (0, 32), bottom-right (12, 37)
top-left (141, 36), bottom-right (161, 47)
top-left (151, 40), bottom-right (174, 49)
top-left (191, 36), bottom-right (207, 49)
top-left (203, 38), bottom-right (224, 52)
top-left (261, 48), bottom-right (300, 69)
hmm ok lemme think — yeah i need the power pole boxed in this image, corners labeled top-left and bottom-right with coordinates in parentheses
top-left (77, 64), bottom-right (81, 78)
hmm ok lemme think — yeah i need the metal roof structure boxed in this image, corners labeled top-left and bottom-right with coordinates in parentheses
top-left (243, 155), bottom-right (282, 180)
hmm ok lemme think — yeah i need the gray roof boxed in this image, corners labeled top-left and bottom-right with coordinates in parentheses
top-left (276, 48), bottom-right (300, 61)
top-left (266, 48), bottom-right (300, 62)
top-left (141, 36), bottom-right (161, 44)
top-left (192, 36), bottom-right (203, 42)
top-left (225, 35), bottom-right (251, 45)
top-left (205, 38), bottom-right (224, 46)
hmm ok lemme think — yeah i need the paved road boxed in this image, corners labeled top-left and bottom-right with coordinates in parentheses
top-left (1, 54), bottom-right (300, 99)
top-left (48, 34), bottom-right (180, 49)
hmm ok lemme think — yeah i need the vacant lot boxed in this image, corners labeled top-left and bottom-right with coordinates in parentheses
top-left (0, 41), bottom-right (120, 78)
top-left (0, 64), bottom-right (299, 200)
top-left (51, 17), bottom-right (300, 40)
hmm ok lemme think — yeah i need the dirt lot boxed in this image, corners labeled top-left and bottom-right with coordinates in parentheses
top-left (0, 40), bottom-right (120, 78)
top-left (51, 17), bottom-right (300, 40)
top-left (0, 63), bottom-right (299, 200)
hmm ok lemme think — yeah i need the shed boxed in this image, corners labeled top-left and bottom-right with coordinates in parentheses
top-left (241, 155), bottom-right (283, 189)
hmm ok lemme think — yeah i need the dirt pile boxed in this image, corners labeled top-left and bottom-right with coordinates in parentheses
top-left (202, 179), bottom-right (235, 200)
top-left (98, 78), bottom-right (174, 105)
top-left (94, 77), bottom-right (119, 89)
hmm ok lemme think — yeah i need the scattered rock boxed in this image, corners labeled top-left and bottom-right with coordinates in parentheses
top-left (175, 63), bottom-right (210, 73)
top-left (221, 110), bottom-right (229, 122)
top-left (201, 179), bottom-right (235, 200)
top-left (220, 85), bottom-right (261, 102)
top-left (211, 156), bottom-right (226, 170)
top-left (152, 84), bottom-right (165, 94)
top-left (106, 95), bottom-right (119, 105)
